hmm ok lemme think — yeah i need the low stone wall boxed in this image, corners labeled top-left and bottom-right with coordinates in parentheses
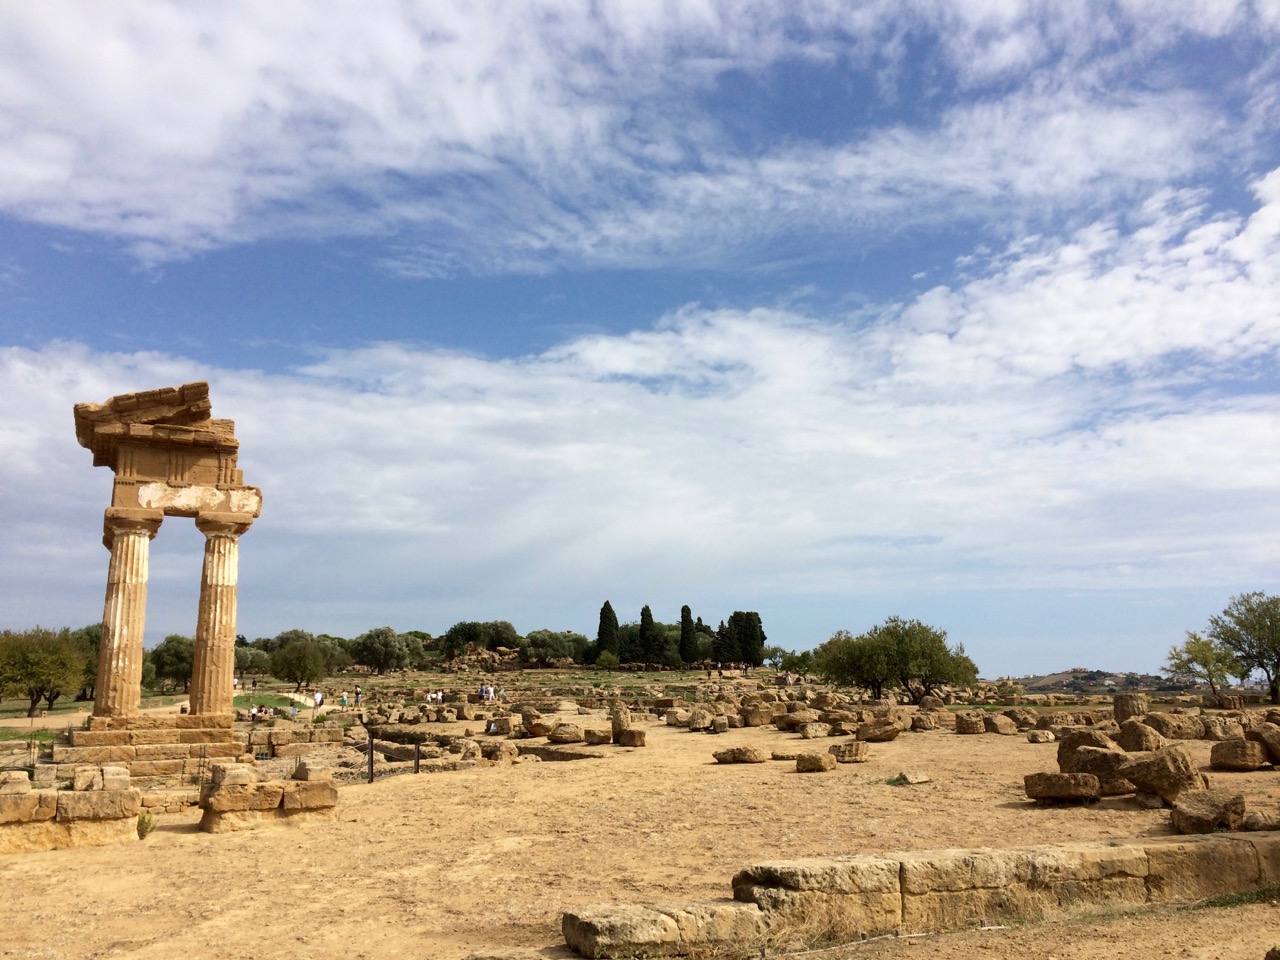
top-left (51, 714), bottom-right (244, 779)
top-left (198, 760), bottom-right (338, 833)
top-left (563, 832), bottom-right (1280, 957)
top-left (241, 722), bottom-right (346, 758)
top-left (0, 767), bottom-right (142, 855)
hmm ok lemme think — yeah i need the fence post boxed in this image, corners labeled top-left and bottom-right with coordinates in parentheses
top-left (414, 741), bottom-right (421, 774)
top-left (367, 738), bottom-right (374, 784)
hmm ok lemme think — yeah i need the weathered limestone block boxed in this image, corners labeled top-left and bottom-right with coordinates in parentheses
top-left (562, 901), bottom-right (765, 959)
top-left (1026, 730), bottom-right (1055, 743)
top-left (710, 716), bottom-right (730, 734)
top-left (1112, 693), bottom-right (1149, 723)
top-left (1141, 713), bottom-right (1205, 740)
top-left (1170, 790), bottom-right (1247, 834)
top-left (911, 712), bottom-right (940, 731)
top-left (799, 722), bottom-right (831, 739)
top-left (0, 792), bottom-right (57, 824)
top-left (617, 728), bottom-right (646, 747)
top-left (740, 703), bottom-right (775, 727)
top-left (857, 719), bottom-right (904, 742)
top-left (0, 816), bottom-right (138, 854)
top-left (583, 728), bottom-right (612, 745)
top-left (775, 709), bottom-right (821, 732)
top-left (1118, 718), bottom-right (1166, 752)
top-left (611, 705), bottom-right (632, 741)
top-left (732, 857), bottom-right (902, 936)
top-left (292, 760), bottom-right (332, 781)
top-left (129, 760), bottom-right (185, 777)
top-left (1200, 716), bottom-right (1245, 741)
top-left (829, 742), bottom-right (870, 763)
top-left (796, 753), bottom-right (836, 773)
top-left (1024, 772), bottom-right (1100, 803)
top-left (548, 723), bottom-right (585, 744)
top-left (201, 782), bottom-right (285, 813)
top-left (665, 709), bottom-right (691, 727)
top-left (1209, 739), bottom-right (1268, 771)
top-left (0, 771), bottom-right (33, 795)
top-left (983, 715), bottom-right (1018, 736)
top-left (526, 719), bottom-right (555, 737)
top-left (686, 707), bottom-right (714, 732)
top-left (1246, 722), bottom-right (1280, 764)
top-left (56, 789), bottom-right (141, 821)
top-left (1056, 729), bottom-right (1122, 773)
top-left (1120, 745), bottom-right (1204, 804)
top-left (480, 740), bottom-right (520, 762)
top-left (953, 713), bottom-right (985, 735)
top-left (53, 745), bottom-right (136, 764)
top-left (1071, 746), bottom-right (1136, 796)
top-left (713, 747), bottom-right (768, 764)
top-left (918, 695), bottom-right (946, 712)
top-left (280, 780), bottom-right (339, 811)
top-left (1143, 835), bottom-right (1261, 901)
top-left (101, 766), bottom-right (131, 791)
top-left (486, 716), bottom-right (514, 736)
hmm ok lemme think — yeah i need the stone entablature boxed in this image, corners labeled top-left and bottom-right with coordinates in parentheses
top-left (75, 381), bottom-right (262, 720)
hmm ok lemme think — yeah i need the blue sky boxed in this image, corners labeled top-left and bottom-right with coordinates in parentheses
top-left (3, 2), bottom-right (1280, 677)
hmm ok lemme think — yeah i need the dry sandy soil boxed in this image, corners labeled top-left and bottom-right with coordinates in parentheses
top-left (3, 701), bottom-right (1280, 960)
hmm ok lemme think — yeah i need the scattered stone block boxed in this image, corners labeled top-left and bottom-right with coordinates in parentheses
top-left (548, 723), bottom-right (585, 744)
top-left (796, 753), bottom-right (836, 773)
top-left (1120, 745), bottom-right (1205, 804)
top-left (857, 719), bottom-right (904, 742)
top-left (1170, 790), bottom-right (1246, 835)
top-left (829, 742), bottom-right (869, 763)
top-left (983, 715), bottom-right (1018, 736)
top-left (617, 728), bottom-right (646, 748)
top-left (1024, 772), bottom-right (1100, 804)
top-left (1026, 730), bottom-right (1055, 743)
top-left (1057, 729), bottom-right (1122, 773)
top-left (0, 772), bottom-right (32, 795)
top-left (1118, 718), bottom-right (1166, 752)
top-left (56, 789), bottom-right (142, 821)
top-left (710, 716), bottom-right (729, 734)
top-left (583, 728), bottom-right (612, 745)
top-left (292, 760), bottom-right (331, 781)
top-left (1112, 693), bottom-right (1150, 723)
top-left (894, 770), bottom-right (931, 784)
top-left (1246, 722), bottom-right (1280, 764)
top-left (1072, 745), bottom-right (1136, 796)
top-left (713, 747), bottom-right (768, 764)
top-left (954, 714), bottom-right (985, 735)
top-left (1141, 713), bottom-right (1204, 740)
top-left (1210, 739), bottom-right (1268, 771)
top-left (798, 722), bottom-right (831, 739)
top-left (73, 766), bottom-right (104, 792)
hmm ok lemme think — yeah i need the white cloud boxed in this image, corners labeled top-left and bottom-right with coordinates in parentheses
top-left (0, 1), bottom-right (1274, 270)
top-left (3, 169), bottom-right (1279, 667)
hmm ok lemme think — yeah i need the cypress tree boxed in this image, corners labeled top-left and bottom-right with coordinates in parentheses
top-left (679, 604), bottom-right (696, 666)
top-left (638, 604), bottom-right (657, 665)
top-left (727, 611), bottom-right (766, 667)
top-left (596, 601), bottom-right (619, 659)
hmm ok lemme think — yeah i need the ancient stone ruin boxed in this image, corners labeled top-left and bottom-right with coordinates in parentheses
top-left (74, 381), bottom-right (262, 720)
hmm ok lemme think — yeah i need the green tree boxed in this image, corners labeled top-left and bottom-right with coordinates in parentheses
top-left (1166, 630), bottom-right (1242, 700)
top-left (779, 649), bottom-right (814, 676)
top-left (638, 605), bottom-right (658, 665)
top-left (352, 626), bottom-right (409, 674)
top-left (679, 605), bottom-right (697, 666)
top-left (70, 622), bottom-right (101, 701)
top-left (0, 628), bottom-right (89, 716)
top-left (596, 601), bottom-right (620, 661)
top-left (1208, 592), bottom-right (1280, 703)
top-left (270, 639), bottom-right (329, 692)
top-left (813, 629), bottom-right (894, 699)
top-left (711, 619), bottom-right (739, 664)
top-left (442, 621), bottom-right (485, 660)
top-left (483, 621), bottom-right (521, 651)
top-left (879, 616), bottom-right (976, 703)
top-left (762, 645), bottom-right (786, 669)
top-left (151, 634), bottom-right (195, 694)
top-left (726, 611), bottom-right (766, 667)
top-left (595, 650), bottom-right (620, 671)
top-left (617, 622), bottom-right (642, 664)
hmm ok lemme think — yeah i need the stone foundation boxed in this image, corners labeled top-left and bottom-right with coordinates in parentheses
top-left (0, 767), bottom-right (143, 855)
top-left (563, 832), bottom-right (1280, 957)
top-left (198, 761), bottom-right (338, 833)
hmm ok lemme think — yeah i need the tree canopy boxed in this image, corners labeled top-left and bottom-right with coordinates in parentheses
top-left (352, 626), bottom-right (409, 674)
top-left (0, 627), bottom-right (89, 716)
top-left (814, 617), bottom-right (975, 702)
top-left (150, 634), bottom-right (195, 693)
top-left (1165, 630), bottom-right (1241, 699)
top-left (1207, 591), bottom-right (1280, 703)
top-left (270, 638), bottom-right (329, 691)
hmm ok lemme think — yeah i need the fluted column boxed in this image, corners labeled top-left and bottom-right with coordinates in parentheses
top-left (94, 510), bottom-right (163, 718)
top-left (189, 514), bottom-right (252, 717)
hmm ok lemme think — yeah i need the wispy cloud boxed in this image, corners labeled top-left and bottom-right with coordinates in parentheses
top-left (3, 169), bottom-right (1278, 662)
top-left (0, 2), bottom-right (1274, 271)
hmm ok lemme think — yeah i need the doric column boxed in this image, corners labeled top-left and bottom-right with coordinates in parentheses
top-left (189, 513), bottom-right (253, 717)
top-left (94, 509), bottom-right (163, 718)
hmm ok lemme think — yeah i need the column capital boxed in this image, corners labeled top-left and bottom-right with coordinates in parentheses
top-left (196, 512), bottom-right (255, 538)
top-left (102, 508), bottom-right (163, 549)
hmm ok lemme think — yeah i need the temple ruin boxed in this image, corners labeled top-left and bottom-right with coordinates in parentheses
top-left (74, 381), bottom-right (262, 721)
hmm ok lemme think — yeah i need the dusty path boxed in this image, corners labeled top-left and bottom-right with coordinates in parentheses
top-left (2, 710), bottom-right (1280, 959)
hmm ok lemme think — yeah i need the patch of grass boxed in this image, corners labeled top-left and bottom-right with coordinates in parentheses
top-left (1195, 886), bottom-right (1280, 909)
top-left (136, 811), bottom-right (156, 840)
top-left (232, 693), bottom-right (296, 710)
top-left (885, 773), bottom-right (911, 787)
top-left (0, 728), bottom-right (58, 744)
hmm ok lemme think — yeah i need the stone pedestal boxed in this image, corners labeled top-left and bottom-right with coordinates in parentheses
top-left (188, 515), bottom-right (251, 717)
top-left (94, 511), bottom-right (162, 719)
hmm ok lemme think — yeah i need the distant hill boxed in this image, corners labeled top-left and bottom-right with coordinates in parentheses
top-left (1001, 668), bottom-right (1168, 693)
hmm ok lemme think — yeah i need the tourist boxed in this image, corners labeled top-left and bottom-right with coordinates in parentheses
top-left (340, 690), bottom-right (349, 709)
top-left (354, 685), bottom-right (362, 706)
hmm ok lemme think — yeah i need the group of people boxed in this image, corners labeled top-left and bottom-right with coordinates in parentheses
top-left (424, 689), bottom-right (447, 703)
top-left (335, 686), bottom-right (364, 710)
top-left (706, 662), bottom-right (751, 679)
top-left (477, 683), bottom-right (500, 702)
top-left (249, 703), bottom-right (300, 721)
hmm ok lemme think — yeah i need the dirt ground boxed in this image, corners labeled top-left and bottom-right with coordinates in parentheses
top-left (3, 704), bottom-right (1280, 960)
